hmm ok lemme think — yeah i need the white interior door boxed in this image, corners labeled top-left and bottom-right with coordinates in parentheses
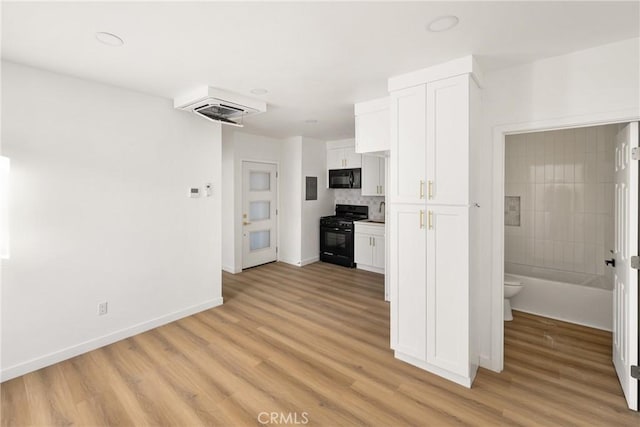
top-left (613, 122), bottom-right (638, 411)
top-left (242, 161), bottom-right (277, 269)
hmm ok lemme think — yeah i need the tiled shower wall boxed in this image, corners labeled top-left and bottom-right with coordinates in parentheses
top-left (333, 189), bottom-right (385, 221)
top-left (505, 124), bottom-right (617, 281)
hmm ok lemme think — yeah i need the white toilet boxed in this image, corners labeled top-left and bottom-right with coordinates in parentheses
top-left (504, 274), bottom-right (524, 321)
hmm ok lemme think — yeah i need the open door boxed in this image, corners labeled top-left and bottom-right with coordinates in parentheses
top-left (613, 121), bottom-right (639, 411)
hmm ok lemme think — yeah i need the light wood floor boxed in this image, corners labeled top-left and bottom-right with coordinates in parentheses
top-left (1, 261), bottom-right (638, 426)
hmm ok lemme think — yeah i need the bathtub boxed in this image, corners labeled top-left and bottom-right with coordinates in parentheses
top-left (505, 264), bottom-right (612, 331)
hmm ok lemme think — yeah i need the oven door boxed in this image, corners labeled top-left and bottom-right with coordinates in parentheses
top-left (320, 226), bottom-right (354, 259)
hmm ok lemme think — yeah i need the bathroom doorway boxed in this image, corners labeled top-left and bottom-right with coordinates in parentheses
top-left (496, 120), bottom-right (638, 411)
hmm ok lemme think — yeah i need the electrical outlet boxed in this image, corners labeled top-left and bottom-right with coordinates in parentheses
top-left (98, 302), bottom-right (108, 316)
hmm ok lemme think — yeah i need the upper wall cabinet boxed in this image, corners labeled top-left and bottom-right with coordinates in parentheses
top-left (326, 139), bottom-right (361, 170)
top-left (355, 97), bottom-right (390, 154)
top-left (361, 155), bottom-right (385, 196)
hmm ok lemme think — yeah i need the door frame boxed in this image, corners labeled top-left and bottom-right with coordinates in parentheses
top-left (490, 109), bottom-right (640, 373)
top-left (240, 159), bottom-right (280, 269)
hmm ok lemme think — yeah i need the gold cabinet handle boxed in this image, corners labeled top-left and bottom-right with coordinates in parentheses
top-left (243, 221), bottom-right (251, 226)
top-left (419, 210), bottom-right (425, 229)
top-left (428, 180), bottom-right (433, 200)
top-left (420, 180), bottom-right (425, 199)
top-left (428, 210), bottom-right (433, 230)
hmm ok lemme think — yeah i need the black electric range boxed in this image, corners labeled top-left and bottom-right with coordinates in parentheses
top-left (320, 204), bottom-right (369, 268)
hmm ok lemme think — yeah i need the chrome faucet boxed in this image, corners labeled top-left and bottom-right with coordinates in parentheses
top-left (379, 201), bottom-right (385, 213)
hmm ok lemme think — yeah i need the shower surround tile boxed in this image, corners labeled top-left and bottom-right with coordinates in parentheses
top-left (505, 124), bottom-right (616, 286)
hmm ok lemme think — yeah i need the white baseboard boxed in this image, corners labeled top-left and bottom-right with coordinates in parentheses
top-left (0, 297), bottom-right (223, 382)
top-left (278, 257), bottom-right (301, 267)
top-left (222, 265), bottom-right (240, 274)
top-left (300, 256), bottom-right (319, 266)
top-left (479, 355), bottom-right (498, 372)
top-left (356, 264), bottom-right (384, 274)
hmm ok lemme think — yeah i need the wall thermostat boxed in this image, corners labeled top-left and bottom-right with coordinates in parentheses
top-left (188, 187), bottom-right (200, 198)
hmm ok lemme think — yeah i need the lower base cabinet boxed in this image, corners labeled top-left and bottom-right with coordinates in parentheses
top-left (389, 204), bottom-right (426, 360)
top-left (390, 203), bottom-right (477, 387)
top-left (354, 222), bottom-right (385, 273)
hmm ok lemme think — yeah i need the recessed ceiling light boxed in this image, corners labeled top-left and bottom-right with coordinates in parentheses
top-left (95, 32), bottom-right (124, 47)
top-left (304, 119), bottom-right (318, 124)
top-left (427, 15), bottom-right (459, 32)
top-left (250, 88), bottom-right (268, 95)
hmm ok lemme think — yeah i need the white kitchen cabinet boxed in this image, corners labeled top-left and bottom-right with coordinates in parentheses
top-left (354, 222), bottom-right (385, 273)
top-left (389, 204), bottom-right (426, 360)
top-left (326, 148), bottom-right (344, 170)
top-left (425, 205), bottom-right (469, 377)
top-left (327, 145), bottom-right (361, 170)
top-left (426, 75), bottom-right (470, 205)
top-left (355, 233), bottom-right (373, 265)
top-left (361, 155), bottom-right (385, 196)
top-left (344, 148), bottom-right (362, 168)
top-left (388, 56), bottom-right (482, 388)
top-left (355, 97), bottom-right (390, 153)
top-left (389, 85), bottom-right (426, 204)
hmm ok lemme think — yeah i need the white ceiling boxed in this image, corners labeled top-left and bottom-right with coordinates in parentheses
top-left (2, 2), bottom-right (638, 140)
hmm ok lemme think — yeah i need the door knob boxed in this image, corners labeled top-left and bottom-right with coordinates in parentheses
top-left (243, 221), bottom-right (252, 226)
top-left (605, 258), bottom-right (616, 267)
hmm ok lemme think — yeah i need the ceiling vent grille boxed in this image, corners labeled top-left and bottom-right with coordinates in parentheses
top-left (174, 87), bottom-right (267, 127)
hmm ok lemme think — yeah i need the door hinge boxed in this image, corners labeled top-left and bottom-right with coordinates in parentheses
top-left (632, 147), bottom-right (640, 161)
top-left (631, 255), bottom-right (640, 270)
top-left (276, 209), bottom-right (278, 215)
top-left (276, 246), bottom-right (278, 253)
top-left (632, 365), bottom-right (640, 380)
top-left (276, 172), bottom-right (278, 178)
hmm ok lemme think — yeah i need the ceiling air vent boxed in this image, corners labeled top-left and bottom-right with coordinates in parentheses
top-left (174, 87), bottom-right (267, 127)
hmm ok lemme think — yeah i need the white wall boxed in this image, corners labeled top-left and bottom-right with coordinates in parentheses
top-left (221, 129), bottom-right (282, 273)
top-left (0, 61), bottom-right (223, 381)
top-left (301, 137), bottom-right (333, 264)
top-left (278, 137), bottom-right (303, 265)
top-left (484, 38), bottom-right (639, 126)
top-left (482, 37), bottom-right (640, 370)
top-left (221, 128), bottom-right (235, 273)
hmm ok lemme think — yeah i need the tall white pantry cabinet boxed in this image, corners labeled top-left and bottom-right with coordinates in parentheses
top-left (388, 56), bottom-right (482, 387)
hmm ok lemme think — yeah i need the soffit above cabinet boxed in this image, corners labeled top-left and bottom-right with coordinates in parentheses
top-left (388, 55), bottom-right (484, 92)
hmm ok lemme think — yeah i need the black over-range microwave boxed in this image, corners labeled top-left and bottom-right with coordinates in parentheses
top-left (328, 168), bottom-right (361, 189)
